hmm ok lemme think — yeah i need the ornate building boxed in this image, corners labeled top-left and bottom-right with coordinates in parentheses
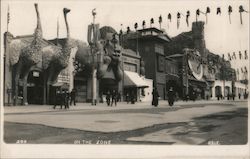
top-left (121, 27), bottom-right (171, 99)
top-left (3, 4), bottom-right (77, 105)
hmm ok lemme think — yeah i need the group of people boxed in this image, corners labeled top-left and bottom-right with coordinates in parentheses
top-left (216, 92), bottom-right (249, 101)
top-left (105, 90), bottom-right (121, 106)
top-left (125, 92), bottom-right (136, 104)
top-left (53, 88), bottom-right (76, 109)
top-left (152, 87), bottom-right (175, 107)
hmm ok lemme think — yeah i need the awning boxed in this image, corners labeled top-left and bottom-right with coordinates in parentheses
top-left (124, 71), bottom-right (149, 88)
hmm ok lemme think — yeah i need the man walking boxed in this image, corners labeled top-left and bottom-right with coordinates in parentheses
top-left (167, 87), bottom-right (175, 107)
top-left (152, 87), bottom-right (159, 107)
top-left (111, 90), bottom-right (117, 106)
top-left (53, 89), bottom-right (63, 109)
top-left (106, 90), bottom-right (111, 106)
top-left (70, 88), bottom-right (76, 106)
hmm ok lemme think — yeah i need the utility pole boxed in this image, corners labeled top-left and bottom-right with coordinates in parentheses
top-left (88, 8), bottom-right (97, 105)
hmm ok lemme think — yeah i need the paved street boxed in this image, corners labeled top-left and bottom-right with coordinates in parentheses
top-left (4, 100), bottom-right (248, 145)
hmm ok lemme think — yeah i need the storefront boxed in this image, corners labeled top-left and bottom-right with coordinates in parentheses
top-left (123, 71), bottom-right (149, 102)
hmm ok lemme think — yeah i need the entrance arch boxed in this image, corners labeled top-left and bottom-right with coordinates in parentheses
top-left (27, 70), bottom-right (44, 104)
top-left (215, 86), bottom-right (222, 97)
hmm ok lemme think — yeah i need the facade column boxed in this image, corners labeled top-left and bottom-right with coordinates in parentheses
top-left (43, 73), bottom-right (47, 105)
top-left (22, 76), bottom-right (28, 105)
top-left (212, 85), bottom-right (216, 99)
top-left (222, 80), bottom-right (225, 98)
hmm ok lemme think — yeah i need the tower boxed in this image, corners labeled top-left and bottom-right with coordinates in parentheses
top-left (192, 21), bottom-right (207, 61)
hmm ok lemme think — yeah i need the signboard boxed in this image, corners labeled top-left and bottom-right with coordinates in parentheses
top-left (57, 68), bottom-right (70, 84)
top-left (33, 71), bottom-right (39, 77)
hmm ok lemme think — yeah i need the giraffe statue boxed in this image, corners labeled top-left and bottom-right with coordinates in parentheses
top-left (46, 8), bottom-right (71, 103)
top-left (14, 3), bottom-right (43, 105)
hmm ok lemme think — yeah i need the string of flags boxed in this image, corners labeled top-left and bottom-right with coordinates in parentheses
top-left (223, 50), bottom-right (248, 61)
top-left (237, 66), bottom-right (248, 74)
top-left (123, 5), bottom-right (248, 31)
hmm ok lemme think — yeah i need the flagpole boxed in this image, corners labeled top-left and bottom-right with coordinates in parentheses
top-left (56, 17), bottom-right (59, 45)
top-left (7, 5), bottom-right (9, 32)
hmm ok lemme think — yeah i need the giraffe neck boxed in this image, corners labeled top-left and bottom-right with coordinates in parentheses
top-left (34, 3), bottom-right (42, 42)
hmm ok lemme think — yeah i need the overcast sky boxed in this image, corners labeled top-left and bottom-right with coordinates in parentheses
top-left (1, 0), bottom-right (249, 63)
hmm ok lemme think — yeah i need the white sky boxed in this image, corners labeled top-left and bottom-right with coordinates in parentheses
top-left (1, 0), bottom-right (249, 61)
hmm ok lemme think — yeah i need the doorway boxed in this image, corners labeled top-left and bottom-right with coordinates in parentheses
top-left (27, 70), bottom-right (44, 104)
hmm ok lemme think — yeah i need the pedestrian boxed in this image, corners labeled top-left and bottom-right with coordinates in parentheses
top-left (70, 88), bottom-right (76, 106)
top-left (191, 91), bottom-right (196, 101)
top-left (217, 94), bottom-right (220, 101)
top-left (131, 91), bottom-right (136, 104)
top-left (238, 93), bottom-right (241, 99)
top-left (53, 90), bottom-right (63, 109)
top-left (111, 90), bottom-right (117, 106)
top-left (63, 90), bottom-right (70, 109)
top-left (167, 87), bottom-right (175, 107)
top-left (152, 87), bottom-right (159, 107)
top-left (106, 90), bottom-right (111, 106)
top-left (126, 93), bottom-right (130, 104)
top-left (117, 91), bottom-right (121, 102)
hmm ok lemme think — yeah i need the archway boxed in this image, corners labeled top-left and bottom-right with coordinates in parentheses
top-left (27, 70), bottom-right (44, 104)
top-left (215, 86), bottom-right (222, 97)
top-left (225, 86), bottom-right (231, 97)
top-left (74, 70), bottom-right (89, 103)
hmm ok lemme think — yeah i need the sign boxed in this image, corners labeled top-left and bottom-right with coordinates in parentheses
top-left (33, 71), bottom-right (39, 77)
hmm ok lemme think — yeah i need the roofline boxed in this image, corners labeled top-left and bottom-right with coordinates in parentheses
top-left (12, 33), bottom-right (57, 46)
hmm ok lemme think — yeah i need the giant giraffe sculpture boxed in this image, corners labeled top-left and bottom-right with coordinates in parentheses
top-left (13, 3), bottom-right (43, 105)
top-left (46, 8), bottom-right (71, 103)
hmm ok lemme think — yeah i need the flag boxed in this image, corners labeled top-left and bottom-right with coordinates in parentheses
top-left (7, 5), bottom-right (10, 32)
top-left (228, 5), bottom-right (232, 24)
top-left (233, 52), bottom-right (236, 59)
top-left (56, 17), bottom-right (59, 45)
top-left (196, 9), bottom-right (200, 22)
top-left (142, 20), bottom-right (146, 29)
top-left (239, 51), bottom-right (242, 59)
top-left (150, 18), bottom-right (154, 28)
top-left (159, 15), bottom-right (162, 29)
top-left (7, 5), bottom-right (10, 24)
top-left (168, 13), bottom-right (171, 22)
top-left (217, 7), bottom-right (221, 15)
top-left (92, 8), bottom-right (96, 17)
top-left (205, 7), bottom-right (210, 24)
top-left (177, 12), bottom-right (181, 29)
top-left (159, 15), bottom-right (162, 23)
top-left (127, 26), bottom-right (130, 34)
top-left (239, 5), bottom-right (245, 24)
top-left (186, 11), bottom-right (190, 27)
top-left (228, 53), bottom-right (231, 60)
top-left (134, 23), bottom-right (138, 30)
top-left (57, 17), bottom-right (59, 39)
top-left (245, 50), bottom-right (248, 59)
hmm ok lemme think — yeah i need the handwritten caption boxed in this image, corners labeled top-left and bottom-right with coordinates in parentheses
top-left (74, 140), bottom-right (111, 145)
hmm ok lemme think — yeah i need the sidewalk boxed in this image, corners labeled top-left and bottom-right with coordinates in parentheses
top-left (4, 100), bottom-right (241, 132)
top-left (4, 99), bottom-right (247, 114)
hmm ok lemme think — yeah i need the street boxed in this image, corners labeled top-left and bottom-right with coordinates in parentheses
top-left (4, 100), bottom-right (248, 145)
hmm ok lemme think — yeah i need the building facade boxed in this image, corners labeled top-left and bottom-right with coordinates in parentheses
top-left (122, 27), bottom-right (171, 99)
